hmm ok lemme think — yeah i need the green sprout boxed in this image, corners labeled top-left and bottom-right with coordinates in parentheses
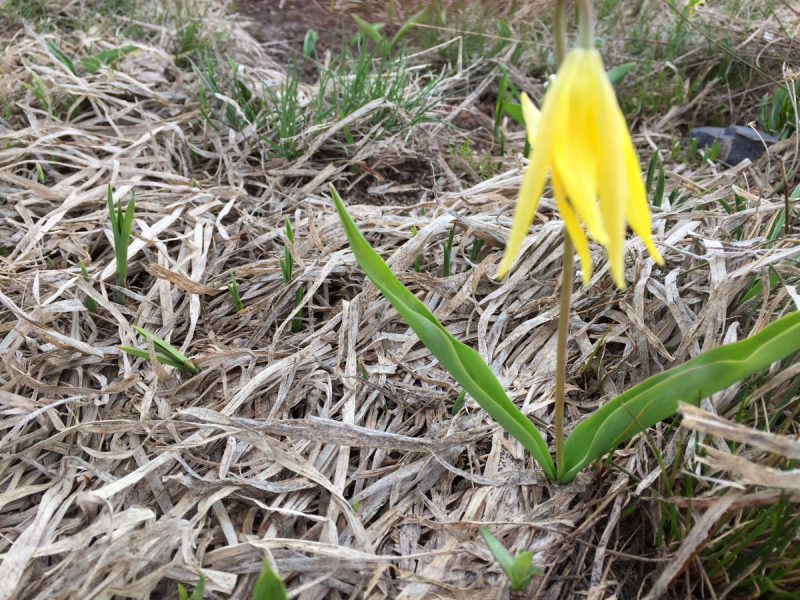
top-left (253, 559), bottom-right (288, 600)
top-left (411, 225), bottom-right (421, 273)
top-left (177, 573), bottom-right (205, 600)
top-left (107, 184), bottom-right (135, 304)
top-left (451, 389), bottom-right (466, 415)
top-left (479, 527), bottom-right (544, 591)
top-left (442, 224), bottom-right (456, 277)
top-left (279, 217), bottom-right (303, 333)
top-left (466, 237), bottom-right (484, 270)
top-left (80, 262), bottom-right (98, 317)
top-left (118, 326), bottom-right (199, 374)
top-left (227, 271), bottom-right (244, 312)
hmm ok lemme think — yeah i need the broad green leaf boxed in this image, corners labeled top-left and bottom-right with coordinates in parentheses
top-left (252, 559), bottom-right (287, 600)
top-left (479, 527), bottom-right (516, 580)
top-left (503, 101), bottom-right (524, 125)
top-left (80, 57), bottom-right (101, 72)
top-left (389, 8), bottom-right (427, 50)
top-left (511, 550), bottom-right (543, 590)
top-left (561, 311), bottom-right (800, 482)
top-left (606, 62), bottom-right (635, 84)
top-left (303, 29), bottom-right (319, 57)
top-left (331, 184), bottom-right (555, 479)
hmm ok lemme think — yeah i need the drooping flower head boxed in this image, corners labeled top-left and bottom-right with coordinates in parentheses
top-left (498, 48), bottom-right (663, 288)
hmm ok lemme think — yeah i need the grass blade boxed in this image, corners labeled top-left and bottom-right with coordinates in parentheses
top-left (331, 184), bottom-right (555, 479)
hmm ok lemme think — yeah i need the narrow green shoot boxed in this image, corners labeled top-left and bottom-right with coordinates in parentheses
top-left (177, 573), bottom-right (205, 600)
top-left (479, 527), bottom-right (543, 591)
top-left (36, 162), bottom-right (45, 184)
top-left (358, 360), bottom-right (370, 380)
top-left (645, 152), bottom-right (659, 194)
top-left (411, 225), bottom-right (421, 273)
top-left (80, 262), bottom-right (98, 317)
top-left (279, 218), bottom-right (303, 333)
top-left (118, 326), bottom-right (199, 374)
top-left (442, 224), bottom-right (455, 277)
top-left (466, 237), bottom-right (484, 270)
top-left (227, 271), bottom-right (244, 312)
top-left (253, 559), bottom-right (288, 600)
top-left (652, 164), bottom-right (666, 207)
top-left (107, 184), bottom-right (135, 304)
top-left (451, 389), bottom-right (466, 415)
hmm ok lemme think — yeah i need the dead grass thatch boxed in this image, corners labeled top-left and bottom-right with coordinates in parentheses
top-left (0, 2), bottom-right (799, 599)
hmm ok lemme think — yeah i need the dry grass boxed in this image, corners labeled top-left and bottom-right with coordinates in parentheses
top-left (0, 1), bottom-right (799, 599)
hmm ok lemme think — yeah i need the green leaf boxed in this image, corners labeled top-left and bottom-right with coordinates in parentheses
top-left (606, 62), bottom-right (635, 85)
top-left (117, 346), bottom-right (188, 370)
top-left (352, 15), bottom-right (386, 48)
top-left (389, 8), bottom-right (427, 50)
top-left (331, 184), bottom-right (556, 479)
top-left (303, 29), bottom-right (319, 57)
top-left (129, 326), bottom-right (199, 374)
top-left (561, 311), bottom-right (800, 482)
top-left (503, 101), bottom-right (524, 125)
top-left (80, 57), bottom-right (101, 72)
top-left (451, 389), bottom-right (466, 415)
top-left (480, 527), bottom-right (516, 582)
top-left (252, 559), bottom-right (287, 600)
top-left (46, 41), bottom-right (76, 75)
top-left (511, 550), bottom-right (543, 591)
top-left (653, 164), bottom-right (665, 207)
top-left (180, 574), bottom-right (205, 600)
top-left (645, 152), bottom-right (659, 195)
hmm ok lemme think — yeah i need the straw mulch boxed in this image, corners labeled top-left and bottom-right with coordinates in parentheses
top-left (0, 5), bottom-right (798, 599)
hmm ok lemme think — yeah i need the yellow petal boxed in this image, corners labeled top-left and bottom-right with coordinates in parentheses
top-left (552, 49), bottom-right (608, 247)
top-left (553, 172), bottom-right (592, 285)
top-left (592, 50), bottom-right (628, 289)
top-left (497, 57), bottom-right (575, 279)
top-left (620, 120), bottom-right (664, 264)
top-left (520, 92), bottom-right (541, 146)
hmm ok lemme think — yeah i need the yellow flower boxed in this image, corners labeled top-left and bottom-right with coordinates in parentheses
top-left (498, 48), bottom-right (663, 288)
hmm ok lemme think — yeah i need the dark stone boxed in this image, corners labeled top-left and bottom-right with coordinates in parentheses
top-left (688, 125), bottom-right (778, 166)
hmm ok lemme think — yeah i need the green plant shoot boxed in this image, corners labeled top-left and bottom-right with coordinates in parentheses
top-left (119, 326), bottom-right (200, 374)
top-left (79, 262), bottom-right (98, 317)
top-left (442, 224), bottom-right (455, 277)
top-left (227, 271), bottom-right (244, 312)
top-left (480, 527), bottom-right (544, 591)
top-left (107, 184), bottom-right (135, 304)
top-left (279, 217), bottom-right (303, 333)
top-left (177, 573), bottom-right (205, 600)
top-left (332, 184), bottom-right (800, 483)
top-left (253, 559), bottom-right (288, 600)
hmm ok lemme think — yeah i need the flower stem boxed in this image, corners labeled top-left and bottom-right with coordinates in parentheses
top-left (555, 232), bottom-right (574, 481)
top-left (576, 0), bottom-right (595, 49)
top-left (554, 0), bottom-right (567, 64)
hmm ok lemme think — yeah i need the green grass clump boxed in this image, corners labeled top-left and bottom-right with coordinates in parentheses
top-left (107, 184), bottom-right (134, 305)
